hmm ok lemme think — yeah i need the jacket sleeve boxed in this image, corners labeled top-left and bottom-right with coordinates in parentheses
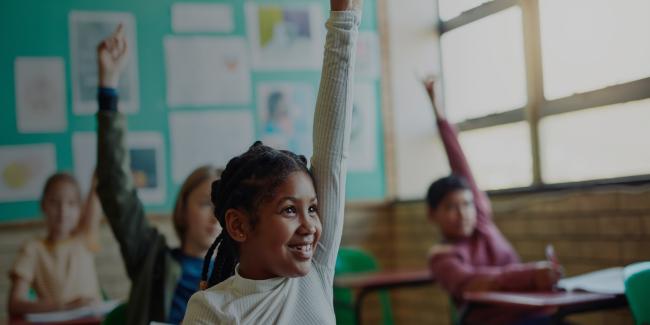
top-left (96, 107), bottom-right (165, 280)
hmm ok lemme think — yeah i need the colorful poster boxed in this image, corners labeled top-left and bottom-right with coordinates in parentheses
top-left (169, 111), bottom-right (254, 183)
top-left (245, 3), bottom-right (324, 70)
top-left (165, 37), bottom-right (251, 106)
top-left (69, 11), bottom-right (139, 114)
top-left (257, 82), bottom-right (315, 158)
top-left (15, 57), bottom-right (67, 133)
top-left (356, 31), bottom-right (381, 80)
top-left (72, 132), bottom-right (166, 203)
top-left (0, 144), bottom-right (56, 202)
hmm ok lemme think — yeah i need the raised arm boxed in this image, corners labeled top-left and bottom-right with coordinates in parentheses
top-left (422, 77), bottom-right (492, 219)
top-left (72, 173), bottom-right (102, 251)
top-left (95, 25), bottom-right (163, 279)
top-left (311, 0), bottom-right (361, 272)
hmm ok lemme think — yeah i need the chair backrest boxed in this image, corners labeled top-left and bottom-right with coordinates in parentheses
top-left (624, 261), bottom-right (650, 325)
top-left (101, 302), bottom-right (127, 325)
top-left (334, 247), bottom-right (393, 325)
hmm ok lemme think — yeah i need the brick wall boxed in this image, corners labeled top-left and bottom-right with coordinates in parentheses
top-left (1, 185), bottom-right (648, 324)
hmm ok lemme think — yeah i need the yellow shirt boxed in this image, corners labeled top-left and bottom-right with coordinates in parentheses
top-left (10, 234), bottom-right (102, 304)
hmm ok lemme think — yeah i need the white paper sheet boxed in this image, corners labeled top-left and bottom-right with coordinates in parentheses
top-left (69, 11), bottom-right (139, 114)
top-left (165, 37), bottom-right (251, 107)
top-left (73, 132), bottom-right (166, 204)
top-left (245, 3), bottom-right (324, 70)
top-left (558, 267), bottom-right (625, 295)
top-left (15, 57), bottom-right (67, 133)
top-left (172, 3), bottom-right (234, 33)
top-left (257, 82), bottom-right (315, 158)
top-left (356, 32), bottom-right (381, 80)
top-left (349, 83), bottom-right (378, 172)
top-left (169, 111), bottom-right (254, 183)
top-left (25, 300), bottom-right (120, 323)
top-left (0, 144), bottom-right (56, 202)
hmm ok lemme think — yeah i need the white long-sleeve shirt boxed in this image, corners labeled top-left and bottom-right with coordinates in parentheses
top-left (182, 10), bottom-right (360, 325)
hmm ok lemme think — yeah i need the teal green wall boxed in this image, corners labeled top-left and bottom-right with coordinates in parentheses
top-left (0, 0), bottom-right (385, 222)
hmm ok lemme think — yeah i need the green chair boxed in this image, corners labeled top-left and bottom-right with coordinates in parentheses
top-left (624, 261), bottom-right (650, 325)
top-left (101, 302), bottom-right (127, 325)
top-left (334, 247), bottom-right (394, 325)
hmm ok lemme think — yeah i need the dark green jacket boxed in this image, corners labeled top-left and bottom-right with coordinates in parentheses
top-left (97, 111), bottom-right (181, 325)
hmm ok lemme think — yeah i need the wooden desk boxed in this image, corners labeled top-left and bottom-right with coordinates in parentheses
top-left (9, 315), bottom-right (103, 325)
top-left (333, 269), bottom-right (434, 325)
top-left (463, 291), bottom-right (628, 324)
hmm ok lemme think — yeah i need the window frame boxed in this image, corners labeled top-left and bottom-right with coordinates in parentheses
top-left (435, 0), bottom-right (650, 192)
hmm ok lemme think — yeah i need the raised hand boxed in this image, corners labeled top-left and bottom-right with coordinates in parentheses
top-left (421, 75), bottom-right (445, 120)
top-left (97, 24), bottom-right (128, 88)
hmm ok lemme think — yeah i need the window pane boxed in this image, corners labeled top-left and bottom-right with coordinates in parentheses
top-left (539, 0), bottom-right (650, 100)
top-left (540, 99), bottom-right (650, 183)
top-left (459, 122), bottom-right (532, 190)
top-left (438, 0), bottom-right (492, 21)
top-left (441, 7), bottom-right (527, 123)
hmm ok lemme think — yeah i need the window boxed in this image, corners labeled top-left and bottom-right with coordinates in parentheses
top-left (437, 0), bottom-right (650, 190)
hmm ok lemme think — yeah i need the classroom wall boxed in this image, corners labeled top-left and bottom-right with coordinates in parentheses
top-left (0, 0), bottom-right (386, 223)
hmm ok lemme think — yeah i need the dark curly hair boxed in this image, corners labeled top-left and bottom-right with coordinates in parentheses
top-left (200, 141), bottom-right (314, 288)
top-left (425, 174), bottom-right (470, 210)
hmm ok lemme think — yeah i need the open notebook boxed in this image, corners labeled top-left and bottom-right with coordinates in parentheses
top-left (557, 267), bottom-right (625, 295)
top-left (25, 300), bottom-right (120, 323)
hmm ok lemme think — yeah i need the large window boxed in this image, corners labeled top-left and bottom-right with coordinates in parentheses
top-left (437, 0), bottom-right (650, 190)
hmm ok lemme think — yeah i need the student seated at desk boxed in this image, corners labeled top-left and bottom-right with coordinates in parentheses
top-left (421, 78), bottom-right (562, 325)
top-left (95, 26), bottom-right (222, 324)
top-left (8, 173), bottom-right (103, 316)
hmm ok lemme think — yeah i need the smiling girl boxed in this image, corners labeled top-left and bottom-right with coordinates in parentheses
top-left (182, 0), bottom-right (362, 323)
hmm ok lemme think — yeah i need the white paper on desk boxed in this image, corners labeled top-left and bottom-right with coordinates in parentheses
top-left (69, 11), bottom-right (139, 114)
top-left (165, 36), bottom-right (251, 107)
top-left (172, 3), bottom-right (234, 33)
top-left (25, 299), bottom-right (119, 323)
top-left (73, 132), bottom-right (167, 204)
top-left (355, 32), bottom-right (380, 80)
top-left (245, 2), bottom-right (324, 70)
top-left (558, 267), bottom-right (625, 294)
top-left (0, 144), bottom-right (56, 202)
top-left (15, 57), bottom-right (67, 133)
top-left (170, 110), bottom-right (254, 183)
top-left (349, 83), bottom-right (378, 172)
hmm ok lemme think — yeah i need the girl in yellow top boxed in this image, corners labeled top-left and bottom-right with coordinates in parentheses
top-left (8, 173), bottom-right (103, 315)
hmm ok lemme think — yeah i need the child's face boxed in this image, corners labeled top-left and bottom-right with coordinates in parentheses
top-left (184, 179), bottom-right (221, 252)
top-left (42, 181), bottom-right (82, 240)
top-left (428, 189), bottom-right (477, 240)
top-left (242, 171), bottom-right (321, 278)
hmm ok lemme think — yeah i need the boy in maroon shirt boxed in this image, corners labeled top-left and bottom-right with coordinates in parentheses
top-left (422, 78), bottom-right (561, 325)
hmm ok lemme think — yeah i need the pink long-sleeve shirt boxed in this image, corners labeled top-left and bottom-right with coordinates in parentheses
top-left (429, 118), bottom-right (549, 324)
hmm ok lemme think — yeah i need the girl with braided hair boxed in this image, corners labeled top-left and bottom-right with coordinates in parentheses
top-left (182, 0), bottom-right (362, 323)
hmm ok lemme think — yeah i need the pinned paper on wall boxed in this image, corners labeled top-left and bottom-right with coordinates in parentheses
top-left (169, 111), bottom-right (254, 183)
top-left (72, 132), bottom-right (166, 203)
top-left (69, 11), bottom-right (139, 114)
top-left (257, 82), bottom-right (315, 158)
top-left (172, 3), bottom-right (234, 33)
top-left (245, 3), bottom-right (324, 70)
top-left (15, 57), bottom-right (67, 133)
top-left (0, 144), bottom-right (56, 202)
top-left (165, 37), bottom-right (251, 107)
top-left (356, 32), bottom-right (381, 80)
top-left (349, 83), bottom-right (378, 172)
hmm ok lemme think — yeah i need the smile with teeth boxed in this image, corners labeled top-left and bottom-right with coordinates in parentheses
top-left (288, 243), bottom-right (314, 260)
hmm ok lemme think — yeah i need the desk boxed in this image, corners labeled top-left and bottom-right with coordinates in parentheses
top-left (463, 291), bottom-right (628, 324)
top-left (9, 315), bottom-right (103, 325)
top-left (333, 269), bottom-right (434, 325)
